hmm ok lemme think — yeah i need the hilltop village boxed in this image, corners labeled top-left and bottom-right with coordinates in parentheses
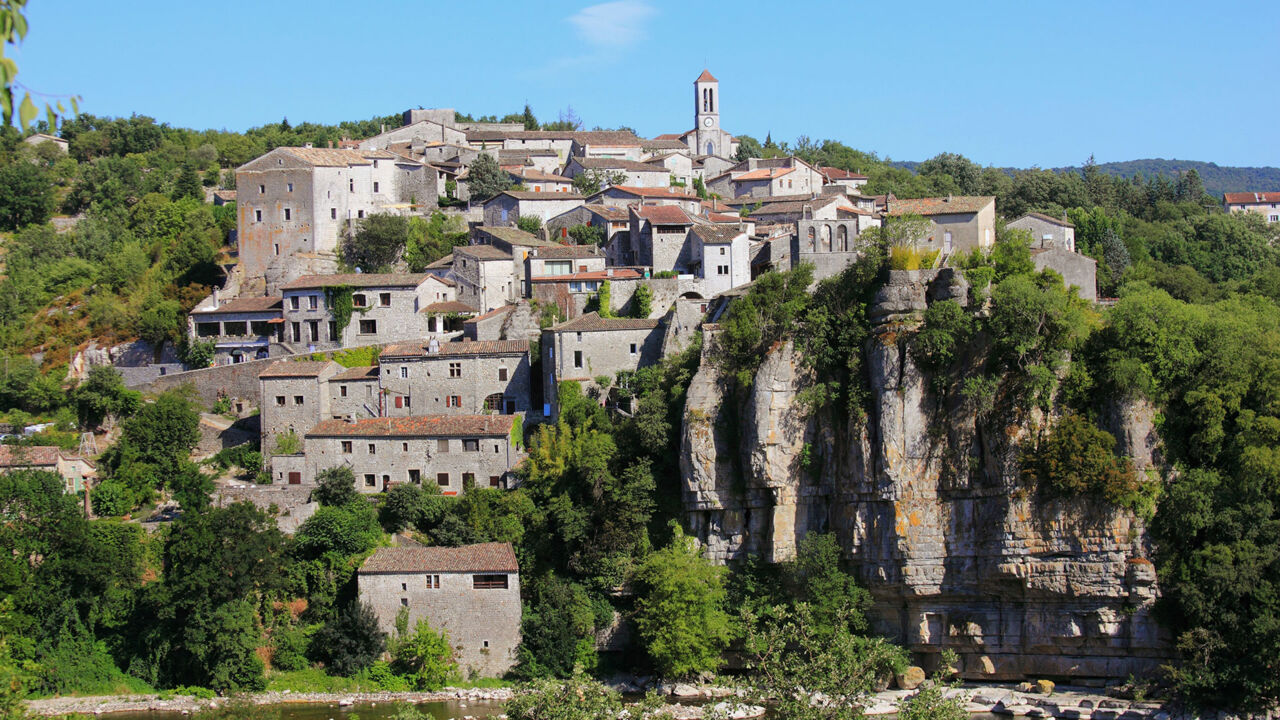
top-left (12, 64), bottom-right (1280, 716)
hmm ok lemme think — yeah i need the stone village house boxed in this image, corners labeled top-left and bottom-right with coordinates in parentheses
top-left (359, 542), bottom-right (521, 678)
top-left (278, 273), bottom-right (466, 353)
top-left (541, 313), bottom-right (665, 418)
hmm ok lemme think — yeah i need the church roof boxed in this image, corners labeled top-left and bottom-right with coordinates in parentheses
top-left (696, 69), bottom-right (718, 83)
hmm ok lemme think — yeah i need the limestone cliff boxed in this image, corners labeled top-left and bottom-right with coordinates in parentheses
top-left (680, 269), bottom-right (1169, 681)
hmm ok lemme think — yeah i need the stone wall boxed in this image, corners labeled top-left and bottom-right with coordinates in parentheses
top-left (359, 570), bottom-right (521, 677)
top-left (680, 269), bottom-right (1172, 682)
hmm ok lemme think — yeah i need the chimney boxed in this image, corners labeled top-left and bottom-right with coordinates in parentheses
top-left (213, 287), bottom-right (221, 306)
top-left (304, 142), bottom-right (313, 149)
top-left (345, 413), bottom-right (356, 424)
top-left (945, 194), bottom-right (952, 202)
top-left (607, 268), bottom-right (614, 277)
top-left (427, 338), bottom-right (440, 355)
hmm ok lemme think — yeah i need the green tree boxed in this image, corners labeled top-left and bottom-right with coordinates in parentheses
top-left (467, 153), bottom-right (512, 202)
top-left (72, 366), bottom-right (140, 430)
top-left (310, 601), bottom-right (385, 677)
top-left (380, 483), bottom-right (434, 533)
top-left (293, 501), bottom-right (382, 559)
top-left (515, 215), bottom-right (542, 234)
top-left (570, 169), bottom-right (626, 196)
top-left (734, 134), bottom-right (763, 161)
top-left (1022, 413), bottom-right (1144, 510)
top-left (785, 533), bottom-right (872, 639)
top-left (313, 465), bottom-right (359, 507)
top-left (0, 162), bottom-right (53, 230)
top-left (513, 575), bottom-right (601, 679)
top-left (916, 152), bottom-right (981, 195)
top-left (391, 618), bottom-right (457, 690)
top-left (633, 527), bottom-right (732, 677)
top-left (912, 299), bottom-right (974, 386)
top-left (171, 164), bottom-right (202, 202)
top-left (631, 284), bottom-right (653, 318)
top-left (342, 213), bottom-right (407, 272)
top-left (566, 223), bottom-right (604, 246)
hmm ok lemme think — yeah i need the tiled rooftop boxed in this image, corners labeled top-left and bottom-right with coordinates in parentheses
top-left (259, 360), bottom-right (335, 378)
top-left (552, 312), bottom-right (661, 333)
top-left (381, 339), bottom-right (528, 357)
top-left (307, 414), bottom-right (516, 438)
top-left (360, 543), bottom-right (518, 574)
top-left (192, 296), bottom-right (282, 314)
top-left (281, 273), bottom-right (428, 290)
top-left (886, 196), bottom-right (995, 217)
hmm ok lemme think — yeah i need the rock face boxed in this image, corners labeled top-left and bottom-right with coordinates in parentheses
top-left (681, 271), bottom-right (1171, 681)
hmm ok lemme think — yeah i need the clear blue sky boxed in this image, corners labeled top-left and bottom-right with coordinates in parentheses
top-left (15, 0), bottom-right (1280, 168)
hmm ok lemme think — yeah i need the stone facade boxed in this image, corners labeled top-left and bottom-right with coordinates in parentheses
top-left (236, 147), bottom-right (437, 294)
top-left (188, 295), bottom-right (284, 364)
top-left (453, 246), bottom-right (516, 313)
top-left (259, 361), bottom-right (341, 482)
top-left (1224, 191), bottom-right (1280, 223)
top-left (1033, 246), bottom-right (1098, 302)
top-left (378, 339), bottom-right (532, 416)
top-left (303, 415), bottom-right (520, 494)
top-left (1009, 213), bottom-right (1076, 252)
top-left (545, 204), bottom-right (631, 247)
top-left (279, 273), bottom-right (460, 352)
top-left (481, 191), bottom-right (586, 227)
top-left (886, 196), bottom-right (997, 256)
top-left (624, 205), bottom-right (696, 271)
top-left (358, 543), bottom-right (521, 677)
top-left (795, 217), bottom-right (882, 282)
top-left (586, 186), bottom-right (703, 216)
top-left (542, 313), bottom-right (665, 417)
top-left (707, 157), bottom-right (825, 199)
top-left (563, 157), bottom-right (670, 189)
top-left (689, 225), bottom-right (751, 296)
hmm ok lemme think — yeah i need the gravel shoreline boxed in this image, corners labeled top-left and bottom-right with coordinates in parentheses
top-left (24, 682), bottom-right (1184, 719)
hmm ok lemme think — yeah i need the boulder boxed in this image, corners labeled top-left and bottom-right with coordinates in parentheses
top-left (895, 666), bottom-right (926, 690)
top-left (1036, 679), bottom-right (1056, 695)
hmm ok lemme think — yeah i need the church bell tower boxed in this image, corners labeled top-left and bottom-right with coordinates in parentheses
top-left (694, 69), bottom-right (720, 156)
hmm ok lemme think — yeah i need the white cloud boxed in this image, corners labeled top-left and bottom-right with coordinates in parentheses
top-left (568, 0), bottom-right (656, 48)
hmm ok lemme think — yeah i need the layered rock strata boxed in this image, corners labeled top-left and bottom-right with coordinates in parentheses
top-left (681, 269), bottom-right (1170, 680)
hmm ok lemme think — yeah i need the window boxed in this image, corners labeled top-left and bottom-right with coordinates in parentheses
top-left (436, 472), bottom-right (449, 486)
top-left (328, 322), bottom-right (338, 340)
top-left (283, 208), bottom-right (291, 221)
top-left (484, 393), bottom-right (504, 412)
top-left (293, 395), bottom-right (304, 405)
top-left (287, 182), bottom-right (293, 192)
top-left (629, 343), bottom-right (637, 355)
top-left (309, 295), bottom-right (318, 310)
top-left (462, 472), bottom-right (476, 486)
top-left (308, 320), bottom-right (319, 341)
top-left (402, 582), bottom-right (407, 591)
top-left (717, 265), bottom-right (729, 275)
top-left (368, 443), bottom-right (376, 454)
top-left (365, 474), bottom-right (376, 487)
top-left (448, 362), bottom-right (462, 377)
top-left (408, 469), bottom-right (421, 484)
top-left (359, 319), bottom-right (377, 334)
top-left (545, 260), bottom-right (572, 276)
top-left (373, 181), bottom-right (379, 193)
top-left (463, 439), bottom-right (480, 452)
top-left (498, 367), bottom-right (508, 381)
top-left (437, 439), bottom-right (449, 453)
top-left (349, 179), bottom-right (354, 192)
top-left (292, 322), bottom-right (301, 341)
top-left (719, 247), bottom-right (726, 255)
top-left (258, 184), bottom-right (265, 194)
top-left (400, 598), bottom-right (408, 607)
top-left (274, 243), bottom-right (280, 255)
top-left (331, 208), bottom-right (337, 220)
top-left (290, 296), bottom-right (300, 310)
top-left (489, 476), bottom-right (501, 488)
top-left (423, 574), bottom-right (440, 589)
top-left (401, 442), bottom-right (409, 452)
top-left (379, 292), bottom-right (391, 307)
top-left (400, 366), bottom-right (408, 379)
top-left (254, 209), bottom-right (262, 222)
top-left (1272, 215), bottom-right (1279, 222)
top-left (340, 385), bottom-right (348, 397)
top-left (576, 332), bottom-right (583, 342)
top-left (341, 441), bottom-right (352, 454)
top-left (573, 350), bottom-right (583, 368)
top-left (352, 294), bottom-right (367, 308)
top-left (357, 210), bottom-right (364, 219)
top-left (275, 396), bottom-right (285, 406)
top-left (473, 574), bottom-right (509, 590)
top-left (382, 474), bottom-right (390, 486)
top-left (394, 396), bottom-right (403, 409)
top-left (447, 395), bottom-right (461, 408)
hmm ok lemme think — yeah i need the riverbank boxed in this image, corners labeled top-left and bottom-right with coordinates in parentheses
top-left (24, 682), bottom-right (1179, 719)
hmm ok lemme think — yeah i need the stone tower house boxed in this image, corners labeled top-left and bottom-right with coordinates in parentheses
top-left (694, 69), bottom-right (721, 157)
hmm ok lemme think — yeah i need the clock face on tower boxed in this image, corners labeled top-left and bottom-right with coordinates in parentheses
top-left (703, 117), bottom-right (714, 127)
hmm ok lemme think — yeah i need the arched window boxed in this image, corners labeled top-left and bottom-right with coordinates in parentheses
top-left (706, 141), bottom-right (715, 155)
top-left (820, 224), bottom-right (832, 252)
top-left (484, 393), bottom-right (505, 413)
top-left (702, 88), bottom-right (708, 112)
top-left (837, 225), bottom-right (848, 251)
top-left (708, 87), bottom-right (715, 112)
top-left (807, 227), bottom-right (816, 252)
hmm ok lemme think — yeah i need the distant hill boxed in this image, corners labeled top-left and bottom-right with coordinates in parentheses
top-left (892, 158), bottom-right (1280, 198)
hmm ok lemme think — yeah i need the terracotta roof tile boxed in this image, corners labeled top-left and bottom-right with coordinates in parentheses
top-left (531, 268), bottom-right (643, 283)
top-left (421, 301), bottom-right (476, 314)
top-left (691, 225), bottom-right (747, 244)
top-left (593, 185), bottom-right (698, 200)
top-left (552, 312), bottom-right (661, 333)
top-left (329, 366), bottom-right (379, 381)
top-left (886, 196), bottom-right (995, 217)
top-left (307, 414), bottom-right (515, 438)
top-left (637, 205), bottom-right (693, 225)
top-left (531, 245), bottom-right (602, 259)
top-left (281, 273), bottom-right (428, 290)
top-left (572, 157), bottom-right (668, 173)
top-left (1017, 212), bottom-right (1075, 228)
top-left (492, 190), bottom-right (586, 202)
top-left (455, 245), bottom-right (512, 261)
top-left (1224, 192), bottom-right (1280, 204)
top-left (820, 166), bottom-right (868, 181)
top-left (360, 543), bottom-right (518, 574)
top-left (0, 445), bottom-right (82, 467)
top-left (465, 129), bottom-right (643, 146)
top-left (192, 296), bottom-right (283, 314)
top-left (509, 167), bottom-right (572, 183)
top-left (696, 69), bottom-right (718, 82)
top-left (381, 339), bottom-right (528, 358)
top-left (735, 167), bottom-right (794, 181)
top-left (259, 360), bottom-right (335, 378)
top-left (463, 305), bottom-right (514, 324)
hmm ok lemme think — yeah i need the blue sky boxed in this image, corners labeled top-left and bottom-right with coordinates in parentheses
top-left (15, 0), bottom-right (1280, 168)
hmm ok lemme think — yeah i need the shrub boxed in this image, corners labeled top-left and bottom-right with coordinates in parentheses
top-left (272, 429), bottom-right (302, 456)
top-left (313, 466), bottom-right (359, 507)
top-left (310, 601), bottom-right (385, 677)
top-left (391, 619), bottom-right (457, 691)
top-left (1022, 413), bottom-right (1145, 510)
top-left (90, 480), bottom-right (135, 516)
